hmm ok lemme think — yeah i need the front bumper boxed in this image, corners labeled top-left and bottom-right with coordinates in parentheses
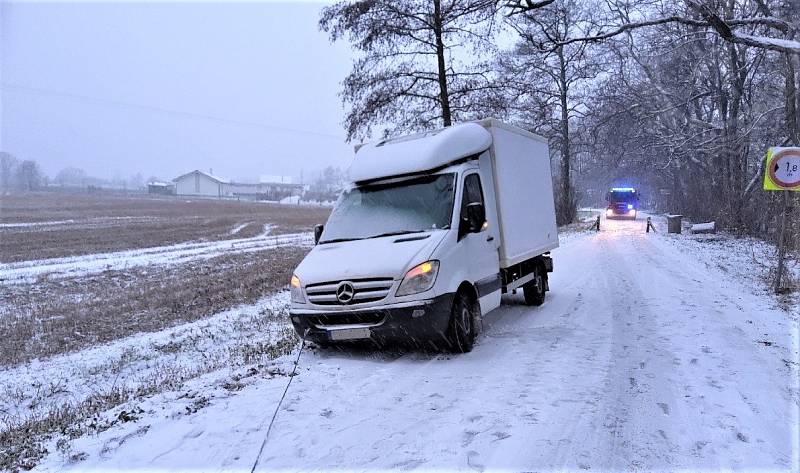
top-left (289, 293), bottom-right (455, 347)
top-left (606, 209), bottom-right (637, 219)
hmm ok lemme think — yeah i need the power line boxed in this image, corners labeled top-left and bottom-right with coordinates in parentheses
top-left (1, 82), bottom-right (347, 141)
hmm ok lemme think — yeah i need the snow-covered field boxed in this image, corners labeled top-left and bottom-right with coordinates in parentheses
top-left (0, 292), bottom-right (293, 431)
top-left (24, 215), bottom-right (798, 472)
top-left (0, 227), bottom-right (312, 284)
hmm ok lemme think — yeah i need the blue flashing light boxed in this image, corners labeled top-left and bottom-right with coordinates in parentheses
top-left (627, 204), bottom-right (634, 210)
top-left (611, 187), bottom-right (636, 192)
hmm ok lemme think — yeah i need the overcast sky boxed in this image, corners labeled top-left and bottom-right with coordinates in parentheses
top-left (0, 1), bottom-right (355, 183)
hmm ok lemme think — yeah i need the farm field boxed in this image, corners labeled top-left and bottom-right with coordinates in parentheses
top-left (0, 191), bottom-right (328, 470)
top-left (0, 191), bottom-right (330, 262)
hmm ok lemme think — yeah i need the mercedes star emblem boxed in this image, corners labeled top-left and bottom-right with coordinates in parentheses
top-left (336, 281), bottom-right (355, 304)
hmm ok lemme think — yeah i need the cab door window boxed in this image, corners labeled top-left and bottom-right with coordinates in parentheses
top-left (459, 173), bottom-right (485, 237)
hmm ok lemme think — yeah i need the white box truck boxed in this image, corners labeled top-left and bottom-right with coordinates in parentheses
top-left (289, 118), bottom-right (558, 352)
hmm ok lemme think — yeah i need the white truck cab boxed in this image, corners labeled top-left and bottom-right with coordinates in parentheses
top-left (289, 119), bottom-right (558, 352)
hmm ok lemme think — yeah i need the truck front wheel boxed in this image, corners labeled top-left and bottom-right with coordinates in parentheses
top-left (523, 267), bottom-right (546, 306)
top-left (448, 292), bottom-right (476, 353)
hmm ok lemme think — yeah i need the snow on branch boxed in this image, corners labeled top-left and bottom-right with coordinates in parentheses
top-left (685, 0), bottom-right (800, 54)
top-left (505, 0), bottom-right (557, 16)
top-left (506, 0), bottom-right (800, 55)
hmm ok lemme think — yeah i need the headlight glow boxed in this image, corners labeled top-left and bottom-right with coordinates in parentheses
top-left (290, 274), bottom-right (305, 303)
top-left (606, 209), bottom-right (613, 216)
top-left (627, 204), bottom-right (634, 210)
top-left (396, 260), bottom-right (440, 297)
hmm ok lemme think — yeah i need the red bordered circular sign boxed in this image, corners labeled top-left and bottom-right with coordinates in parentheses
top-left (768, 148), bottom-right (800, 188)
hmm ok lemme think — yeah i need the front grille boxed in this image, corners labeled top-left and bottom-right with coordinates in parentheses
top-left (309, 312), bottom-right (385, 327)
top-left (305, 278), bottom-right (394, 306)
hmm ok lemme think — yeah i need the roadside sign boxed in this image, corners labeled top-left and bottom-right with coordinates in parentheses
top-left (763, 146), bottom-right (798, 294)
top-left (764, 147), bottom-right (800, 191)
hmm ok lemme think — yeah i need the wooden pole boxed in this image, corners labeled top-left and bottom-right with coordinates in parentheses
top-left (774, 191), bottom-right (790, 294)
top-left (646, 216), bottom-right (656, 233)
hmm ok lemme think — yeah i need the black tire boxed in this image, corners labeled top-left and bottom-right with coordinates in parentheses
top-left (448, 292), bottom-right (476, 353)
top-left (523, 266), bottom-right (546, 306)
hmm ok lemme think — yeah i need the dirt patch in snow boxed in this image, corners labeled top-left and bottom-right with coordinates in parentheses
top-left (0, 245), bottom-right (308, 366)
top-left (0, 191), bottom-right (329, 262)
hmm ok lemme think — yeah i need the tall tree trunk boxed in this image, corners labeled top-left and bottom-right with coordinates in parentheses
top-left (786, 55), bottom-right (798, 144)
top-left (557, 45), bottom-right (573, 224)
top-left (433, 0), bottom-right (452, 127)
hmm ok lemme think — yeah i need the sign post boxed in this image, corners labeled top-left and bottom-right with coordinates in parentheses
top-left (763, 147), bottom-right (800, 293)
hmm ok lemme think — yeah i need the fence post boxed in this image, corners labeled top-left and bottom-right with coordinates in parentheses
top-left (774, 191), bottom-right (791, 293)
top-left (591, 215), bottom-right (600, 232)
top-left (646, 217), bottom-right (656, 233)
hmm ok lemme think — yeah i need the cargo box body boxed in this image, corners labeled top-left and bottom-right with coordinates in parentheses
top-left (476, 119), bottom-right (559, 268)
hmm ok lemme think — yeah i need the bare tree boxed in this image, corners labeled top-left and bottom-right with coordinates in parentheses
top-left (15, 160), bottom-right (43, 192)
top-left (320, 0), bottom-right (500, 140)
top-left (506, 0), bottom-right (800, 54)
top-left (54, 167), bottom-right (88, 187)
top-left (503, 0), bottom-right (599, 224)
top-left (0, 152), bottom-right (18, 194)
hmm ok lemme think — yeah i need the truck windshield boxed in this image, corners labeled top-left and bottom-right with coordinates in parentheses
top-left (319, 173), bottom-right (455, 244)
top-left (608, 190), bottom-right (637, 203)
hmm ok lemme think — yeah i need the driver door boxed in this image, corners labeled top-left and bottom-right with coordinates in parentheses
top-left (459, 172), bottom-right (501, 315)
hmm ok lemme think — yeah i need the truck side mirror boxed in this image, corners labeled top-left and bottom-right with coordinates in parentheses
top-left (313, 224), bottom-right (324, 245)
top-left (465, 202), bottom-right (486, 233)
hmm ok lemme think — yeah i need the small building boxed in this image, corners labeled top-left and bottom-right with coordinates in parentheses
top-left (259, 175), bottom-right (293, 184)
top-left (172, 169), bottom-right (302, 200)
top-left (227, 181), bottom-right (303, 201)
top-left (173, 170), bottom-right (230, 197)
top-left (147, 181), bottom-right (175, 195)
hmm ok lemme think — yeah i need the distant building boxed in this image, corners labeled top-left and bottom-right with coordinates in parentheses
top-left (147, 181), bottom-right (175, 195)
top-left (172, 169), bottom-right (302, 201)
top-left (259, 175), bottom-right (293, 184)
top-left (173, 170), bottom-right (229, 197)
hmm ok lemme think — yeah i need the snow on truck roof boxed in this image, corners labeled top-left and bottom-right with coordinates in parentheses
top-left (349, 122), bottom-right (492, 183)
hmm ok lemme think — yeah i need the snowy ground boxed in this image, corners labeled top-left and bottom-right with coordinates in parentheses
top-left (0, 227), bottom-right (312, 284)
top-left (29, 215), bottom-right (800, 472)
top-left (0, 293), bottom-right (293, 432)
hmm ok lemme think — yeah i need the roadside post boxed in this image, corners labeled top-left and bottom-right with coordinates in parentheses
top-left (646, 217), bottom-right (656, 233)
top-left (763, 147), bottom-right (800, 293)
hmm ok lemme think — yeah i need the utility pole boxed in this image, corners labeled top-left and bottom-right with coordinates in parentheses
top-left (774, 191), bottom-right (790, 293)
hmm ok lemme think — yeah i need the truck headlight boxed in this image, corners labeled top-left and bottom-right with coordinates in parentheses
top-left (606, 208), bottom-right (613, 216)
top-left (290, 275), bottom-right (305, 303)
top-left (396, 261), bottom-right (439, 297)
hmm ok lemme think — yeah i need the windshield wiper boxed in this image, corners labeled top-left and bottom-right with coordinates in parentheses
top-left (318, 237), bottom-right (365, 244)
top-left (320, 229), bottom-right (440, 244)
top-left (364, 230), bottom-right (429, 240)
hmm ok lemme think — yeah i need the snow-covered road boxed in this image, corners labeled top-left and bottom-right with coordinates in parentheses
top-left (36, 217), bottom-right (798, 472)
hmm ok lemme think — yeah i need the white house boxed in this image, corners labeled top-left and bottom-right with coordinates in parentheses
top-left (173, 170), bottom-right (230, 197)
top-left (172, 169), bottom-right (303, 200)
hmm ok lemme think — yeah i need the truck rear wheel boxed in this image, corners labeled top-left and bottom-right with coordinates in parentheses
top-left (448, 292), bottom-right (476, 353)
top-left (523, 267), bottom-right (546, 306)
